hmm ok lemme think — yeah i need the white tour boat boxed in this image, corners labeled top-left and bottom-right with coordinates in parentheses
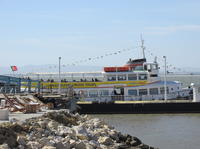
top-left (25, 40), bottom-right (191, 102)
top-left (73, 58), bottom-right (191, 102)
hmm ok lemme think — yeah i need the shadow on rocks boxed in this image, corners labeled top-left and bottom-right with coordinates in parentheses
top-left (0, 126), bottom-right (18, 148)
top-left (0, 122), bottom-right (30, 148)
top-left (117, 134), bottom-right (156, 149)
top-left (44, 111), bottom-right (78, 126)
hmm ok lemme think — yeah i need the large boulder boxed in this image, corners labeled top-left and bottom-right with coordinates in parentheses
top-left (73, 125), bottom-right (89, 140)
top-left (98, 136), bottom-right (113, 146)
top-left (89, 140), bottom-right (100, 148)
top-left (109, 130), bottom-right (119, 140)
top-left (47, 121), bottom-right (59, 130)
top-left (91, 118), bottom-right (104, 128)
top-left (37, 119), bottom-right (49, 129)
top-left (69, 139), bottom-right (76, 148)
top-left (0, 144), bottom-right (10, 149)
top-left (56, 125), bottom-right (75, 137)
top-left (17, 136), bottom-right (27, 146)
top-left (75, 141), bottom-right (86, 149)
top-left (39, 137), bottom-right (51, 146)
top-left (63, 142), bottom-right (71, 149)
top-left (55, 142), bottom-right (70, 149)
top-left (42, 146), bottom-right (56, 149)
top-left (27, 141), bottom-right (41, 149)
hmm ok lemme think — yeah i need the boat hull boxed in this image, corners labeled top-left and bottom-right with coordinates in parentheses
top-left (77, 101), bottom-right (200, 114)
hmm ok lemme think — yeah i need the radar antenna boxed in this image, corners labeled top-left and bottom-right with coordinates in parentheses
top-left (140, 34), bottom-right (146, 59)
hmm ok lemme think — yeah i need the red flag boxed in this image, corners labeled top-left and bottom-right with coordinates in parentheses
top-left (11, 66), bottom-right (18, 71)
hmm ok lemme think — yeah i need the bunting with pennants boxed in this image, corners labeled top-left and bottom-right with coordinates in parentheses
top-left (43, 47), bottom-right (139, 71)
top-left (145, 49), bottom-right (187, 74)
top-left (19, 46), bottom-right (188, 74)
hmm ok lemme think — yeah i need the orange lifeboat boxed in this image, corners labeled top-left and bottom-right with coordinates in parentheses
top-left (104, 66), bottom-right (130, 72)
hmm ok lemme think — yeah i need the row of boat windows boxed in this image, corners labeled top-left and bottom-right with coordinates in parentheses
top-left (128, 87), bottom-right (169, 96)
top-left (107, 74), bottom-right (150, 81)
top-left (88, 90), bottom-right (109, 97)
top-left (79, 87), bottom-right (171, 97)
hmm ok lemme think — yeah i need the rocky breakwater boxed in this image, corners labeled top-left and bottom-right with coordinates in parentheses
top-left (0, 110), bottom-right (156, 149)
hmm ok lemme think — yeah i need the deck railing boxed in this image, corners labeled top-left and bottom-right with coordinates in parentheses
top-left (78, 91), bottom-right (192, 102)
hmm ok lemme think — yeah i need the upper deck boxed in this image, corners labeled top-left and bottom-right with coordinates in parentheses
top-left (102, 58), bottom-right (160, 83)
top-left (26, 57), bottom-right (160, 83)
top-left (21, 58), bottom-right (161, 91)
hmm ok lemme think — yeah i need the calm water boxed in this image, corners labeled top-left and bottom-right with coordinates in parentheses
top-left (92, 75), bottom-right (200, 149)
top-left (164, 74), bottom-right (200, 88)
top-left (93, 114), bottom-right (200, 149)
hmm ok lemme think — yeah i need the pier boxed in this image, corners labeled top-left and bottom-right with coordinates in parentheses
top-left (0, 75), bottom-right (200, 115)
top-left (0, 75), bottom-right (40, 94)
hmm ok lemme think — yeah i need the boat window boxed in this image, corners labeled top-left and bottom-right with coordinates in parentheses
top-left (144, 65), bottom-right (147, 70)
top-left (128, 74), bottom-right (137, 80)
top-left (107, 75), bottom-right (116, 81)
top-left (139, 74), bottom-right (147, 80)
top-left (147, 65), bottom-right (151, 71)
top-left (135, 66), bottom-right (144, 71)
top-left (198, 87), bottom-right (200, 93)
top-left (89, 90), bottom-right (98, 97)
top-left (79, 90), bottom-right (88, 97)
top-left (160, 87), bottom-right (169, 94)
top-left (149, 88), bottom-right (159, 95)
top-left (160, 87), bottom-right (164, 94)
top-left (150, 74), bottom-right (158, 77)
top-left (128, 89), bottom-right (137, 96)
top-left (139, 89), bottom-right (148, 95)
top-left (100, 90), bottom-right (109, 96)
top-left (118, 74), bottom-right (126, 81)
top-left (152, 64), bottom-right (157, 70)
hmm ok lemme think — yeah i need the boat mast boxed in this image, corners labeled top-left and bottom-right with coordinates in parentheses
top-left (140, 35), bottom-right (146, 59)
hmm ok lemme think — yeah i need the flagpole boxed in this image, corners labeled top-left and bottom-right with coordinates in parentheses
top-left (163, 56), bottom-right (167, 101)
top-left (12, 71), bottom-right (15, 77)
top-left (58, 57), bottom-right (61, 94)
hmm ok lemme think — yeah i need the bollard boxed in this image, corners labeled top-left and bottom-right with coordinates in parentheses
top-left (0, 109), bottom-right (9, 120)
top-left (0, 100), bottom-right (6, 108)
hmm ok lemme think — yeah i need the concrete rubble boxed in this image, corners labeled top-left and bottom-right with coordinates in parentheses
top-left (0, 110), bottom-right (156, 149)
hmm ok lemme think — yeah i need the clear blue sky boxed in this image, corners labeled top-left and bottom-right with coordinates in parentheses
top-left (0, 0), bottom-right (200, 70)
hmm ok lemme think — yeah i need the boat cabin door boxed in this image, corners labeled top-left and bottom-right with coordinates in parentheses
top-left (112, 86), bottom-right (124, 101)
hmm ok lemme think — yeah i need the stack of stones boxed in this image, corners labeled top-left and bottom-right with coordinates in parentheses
top-left (0, 110), bottom-right (156, 149)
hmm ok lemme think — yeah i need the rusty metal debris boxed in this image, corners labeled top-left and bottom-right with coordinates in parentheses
top-left (0, 94), bottom-right (46, 113)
